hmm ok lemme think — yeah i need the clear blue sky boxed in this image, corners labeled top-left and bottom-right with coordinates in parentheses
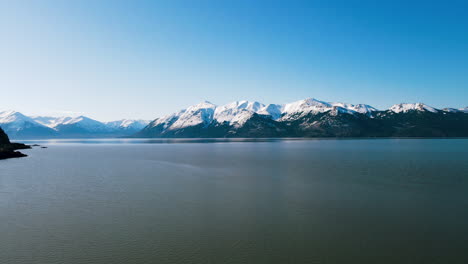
top-left (1, 0), bottom-right (467, 121)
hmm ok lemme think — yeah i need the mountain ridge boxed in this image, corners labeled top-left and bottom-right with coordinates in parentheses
top-left (0, 111), bottom-right (149, 139)
top-left (136, 99), bottom-right (468, 138)
top-left (2, 99), bottom-right (467, 139)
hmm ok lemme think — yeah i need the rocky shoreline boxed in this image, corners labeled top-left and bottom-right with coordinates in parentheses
top-left (0, 128), bottom-right (30, 160)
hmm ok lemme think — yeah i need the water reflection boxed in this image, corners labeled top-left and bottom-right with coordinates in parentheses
top-left (21, 138), bottom-right (301, 145)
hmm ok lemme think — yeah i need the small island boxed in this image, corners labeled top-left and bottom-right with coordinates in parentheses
top-left (0, 127), bottom-right (30, 160)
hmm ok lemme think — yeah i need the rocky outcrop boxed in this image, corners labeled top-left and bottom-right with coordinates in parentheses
top-left (0, 127), bottom-right (30, 160)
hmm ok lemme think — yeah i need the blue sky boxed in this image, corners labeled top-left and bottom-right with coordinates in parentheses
top-left (1, 0), bottom-right (467, 121)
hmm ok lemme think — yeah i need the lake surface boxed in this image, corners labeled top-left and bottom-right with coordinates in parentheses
top-left (1, 139), bottom-right (468, 264)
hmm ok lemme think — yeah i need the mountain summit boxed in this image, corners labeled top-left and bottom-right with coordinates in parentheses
top-left (2, 98), bottom-right (467, 139)
top-left (136, 99), bottom-right (468, 138)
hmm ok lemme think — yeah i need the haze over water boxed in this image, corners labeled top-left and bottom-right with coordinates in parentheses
top-left (1, 139), bottom-right (468, 263)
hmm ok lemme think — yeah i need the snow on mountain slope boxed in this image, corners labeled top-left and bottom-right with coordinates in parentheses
top-left (33, 116), bottom-right (112, 133)
top-left (0, 110), bottom-right (45, 130)
top-left (105, 119), bottom-right (149, 130)
top-left (282, 98), bottom-right (332, 116)
top-left (332, 103), bottom-right (379, 115)
top-left (147, 100), bottom-right (274, 131)
top-left (168, 101), bottom-right (217, 130)
top-left (0, 111), bottom-right (57, 138)
top-left (32, 116), bottom-right (59, 127)
top-left (33, 116), bottom-right (80, 129)
top-left (32, 115), bottom-right (150, 136)
top-left (214, 101), bottom-right (265, 126)
top-left (257, 104), bottom-right (283, 119)
top-left (460, 107), bottom-right (468, 113)
top-left (55, 116), bottom-right (112, 132)
top-left (146, 98), bottom-right (382, 131)
top-left (148, 110), bottom-right (186, 129)
top-left (279, 98), bottom-right (374, 120)
top-left (389, 103), bottom-right (438, 113)
top-left (442, 108), bottom-right (462, 113)
top-left (35, 115), bottom-right (150, 133)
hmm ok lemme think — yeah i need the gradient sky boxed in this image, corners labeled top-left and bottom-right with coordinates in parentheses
top-left (1, 0), bottom-right (467, 121)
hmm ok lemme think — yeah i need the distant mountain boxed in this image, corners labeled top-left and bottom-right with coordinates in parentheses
top-left (389, 103), bottom-right (438, 113)
top-left (2, 99), bottom-right (467, 139)
top-left (33, 116), bottom-right (149, 138)
top-left (0, 111), bottom-right (149, 139)
top-left (136, 99), bottom-right (468, 138)
top-left (0, 111), bottom-right (57, 139)
top-left (104, 119), bottom-right (150, 133)
top-left (49, 116), bottom-right (115, 137)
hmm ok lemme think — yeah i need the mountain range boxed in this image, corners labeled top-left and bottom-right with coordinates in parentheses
top-left (135, 99), bottom-right (468, 138)
top-left (0, 110), bottom-right (149, 139)
top-left (2, 98), bottom-right (468, 139)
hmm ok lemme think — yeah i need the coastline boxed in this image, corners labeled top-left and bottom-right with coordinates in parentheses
top-left (0, 142), bottom-right (31, 160)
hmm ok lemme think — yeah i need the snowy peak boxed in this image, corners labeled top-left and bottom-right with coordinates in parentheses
top-left (0, 110), bottom-right (36, 124)
top-left (105, 119), bottom-right (149, 130)
top-left (169, 101), bottom-right (217, 130)
top-left (35, 116), bottom-right (98, 128)
top-left (32, 115), bottom-right (113, 133)
top-left (33, 116), bottom-right (60, 127)
top-left (258, 104), bottom-right (283, 119)
top-left (53, 116), bottom-right (111, 132)
top-left (0, 111), bottom-right (57, 138)
top-left (332, 103), bottom-right (379, 114)
top-left (149, 110), bottom-right (185, 129)
top-left (0, 111), bottom-right (48, 132)
top-left (33, 116), bottom-right (74, 128)
top-left (283, 98), bottom-right (332, 115)
top-left (280, 98), bottom-right (378, 119)
top-left (34, 116), bottom-right (150, 133)
top-left (234, 101), bottom-right (264, 112)
top-left (190, 101), bottom-right (217, 109)
top-left (139, 99), bottom-right (468, 138)
top-left (389, 103), bottom-right (438, 113)
top-left (145, 98), bottom-right (383, 132)
top-left (214, 101), bottom-right (266, 126)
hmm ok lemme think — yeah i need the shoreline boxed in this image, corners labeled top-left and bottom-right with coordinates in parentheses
top-left (0, 142), bottom-right (31, 160)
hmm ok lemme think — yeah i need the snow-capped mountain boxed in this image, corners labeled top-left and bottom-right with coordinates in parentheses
top-left (169, 101), bottom-right (216, 130)
top-left (280, 98), bottom-right (378, 120)
top-left (52, 116), bottom-right (114, 134)
top-left (2, 98), bottom-right (467, 139)
top-left (1, 112), bottom-right (150, 139)
top-left (31, 115), bottom-right (115, 137)
top-left (105, 119), bottom-right (150, 131)
top-left (1, 110), bottom-right (38, 130)
top-left (214, 101), bottom-right (265, 127)
top-left (0, 111), bottom-right (57, 138)
top-left (137, 98), bottom-right (468, 138)
top-left (143, 98), bottom-right (380, 133)
top-left (331, 103), bottom-right (378, 115)
top-left (33, 116), bottom-right (149, 135)
top-left (389, 103), bottom-right (438, 113)
top-left (257, 104), bottom-right (283, 119)
top-left (34, 116), bottom-right (107, 131)
top-left (281, 98), bottom-right (333, 117)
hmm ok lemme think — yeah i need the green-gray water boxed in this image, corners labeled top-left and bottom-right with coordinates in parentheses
top-left (1, 139), bottom-right (468, 263)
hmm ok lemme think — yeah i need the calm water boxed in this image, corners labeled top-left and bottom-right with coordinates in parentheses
top-left (1, 139), bottom-right (468, 264)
